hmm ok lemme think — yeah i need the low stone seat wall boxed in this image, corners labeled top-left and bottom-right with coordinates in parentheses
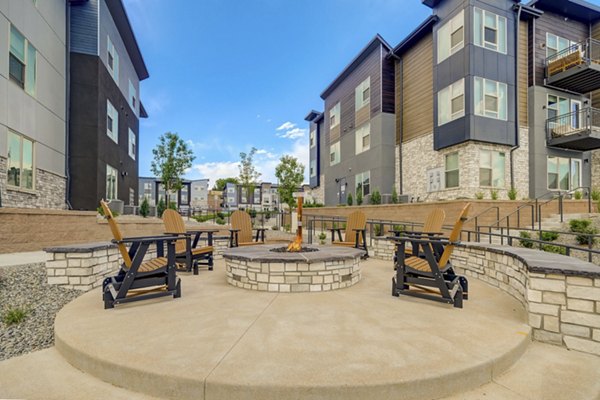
top-left (371, 237), bottom-right (600, 356)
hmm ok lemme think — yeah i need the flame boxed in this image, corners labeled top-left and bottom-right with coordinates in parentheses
top-left (286, 235), bottom-right (303, 252)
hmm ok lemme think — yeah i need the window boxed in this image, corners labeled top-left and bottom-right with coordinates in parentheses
top-left (9, 26), bottom-right (36, 96)
top-left (479, 150), bottom-right (505, 187)
top-left (310, 130), bottom-right (316, 148)
top-left (474, 77), bottom-right (507, 120)
top-left (438, 79), bottom-right (464, 126)
top-left (474, 8), bottom-right (507, 53)
top-left (547, 157), bottom-right (581, 191)
top-left (438, 9), bottom-right (464, 63)
top-left (355, 122), bottom-right (370, 154)
top-left (7, 131), bottom-right (34, 190)
top-left (445, 153), bottom-right (459, 188)
top-left (106, 164), bottom-right (118, 200)
top-left (330, 141), bottom-right (340, 165)
top-left (128, 128), bottom-right (136, 159)
top-left (546, 33), bottom-right (577, 59)
top-left (129, 188), bottom-right (135, 205)
top-left (107, 99), bottom-right (118, 143)
top-left (128, 80), bottom-right (137, 112)
top-left (355, 171), bottom-right (370, 197)
top-left (329, 102), bottom-right (340, 128)
top-left (355, 77), bottom-right (371, 110)
top-left (547, 95), bottom-right (583, 129)
top-left (310, 160), bottom-right (316, 177)
top-left (107, 35), bottom-right (119, 83)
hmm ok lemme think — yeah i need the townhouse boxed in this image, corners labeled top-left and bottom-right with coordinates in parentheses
top-left (309, 0), bottom-right (600, 204)
top-left (224, 182), bottom-right (281, 211)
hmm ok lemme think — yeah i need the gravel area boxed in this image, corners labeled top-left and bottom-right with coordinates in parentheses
top-left (0, 264), bottom-right (82, 361)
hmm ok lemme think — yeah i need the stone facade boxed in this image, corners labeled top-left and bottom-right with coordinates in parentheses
top-left (399, 128), bottom-right (529, 202)
top-left (310, 175), bottom-right (325, 204)
top-left (0, 156), bottom-right (67, 209)
top-left (591, 150), bottom-right (600, 191)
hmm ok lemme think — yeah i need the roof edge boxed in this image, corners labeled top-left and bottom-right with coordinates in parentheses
top-left (390, 15), bottom-right (438, 57)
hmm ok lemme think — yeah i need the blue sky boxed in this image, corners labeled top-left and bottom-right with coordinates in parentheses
top-left (121, 0), bottom-right (435, 185)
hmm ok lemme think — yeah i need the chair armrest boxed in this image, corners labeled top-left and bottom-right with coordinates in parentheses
top-left (114, 235), bottom-right (180, 244)
top-left (164, 231), bottom-right (191, 236)
top-left (187, 228), bottom-right (219, 233)
top-left (402, 231), bottom-right (445, 238)
top-left (229, 229), bottom-right (241, 233)
top-left (393, 237), bottom-right (456, 246)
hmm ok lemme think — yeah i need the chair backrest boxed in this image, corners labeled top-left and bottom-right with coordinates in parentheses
top-left (423, 208), bottom-right (445, 233)
top-left (163, 209), bottom-right (187, 254)
top-left (100, 200), bottom-right (132, 268)
top-left (231, 210), bottom-right (253, 243)
top-left (344, 211), bottom-right (367, 243)
top-left (438, 203), bottom-right (471, 268)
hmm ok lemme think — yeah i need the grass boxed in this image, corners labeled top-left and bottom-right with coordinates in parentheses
top-left (3, 307), bottom-right (28, 326)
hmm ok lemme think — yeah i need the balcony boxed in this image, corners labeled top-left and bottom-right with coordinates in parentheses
top-left (546, 107), bottom-right (600, 151)
top-left (545, 38), bottom-right (600, 93)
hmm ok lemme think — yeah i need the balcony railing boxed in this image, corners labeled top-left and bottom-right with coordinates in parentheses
top-left (545, 38), bottom-right (600, 93)
top-left (546, 107), bottom-right (600, 151)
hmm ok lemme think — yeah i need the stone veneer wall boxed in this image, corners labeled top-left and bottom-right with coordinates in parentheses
top-left (310, 175), bottom-right (325, 204)
top-left (399, 128), bottom-right (529, 201)
top-left (0, 156), bottom-right (67, 209)
top-left (591, 150), bottom-right (600, 190)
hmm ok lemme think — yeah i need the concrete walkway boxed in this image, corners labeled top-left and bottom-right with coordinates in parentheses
top-left (1, 258), bottom-right (599, 399)
top-left (0, 250), bottom-right (46, 268)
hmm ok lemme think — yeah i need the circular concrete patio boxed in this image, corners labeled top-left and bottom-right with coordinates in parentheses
top-left (54, 258), bottom-right (531, 400)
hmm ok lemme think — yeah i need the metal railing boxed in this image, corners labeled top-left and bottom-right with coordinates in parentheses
top-left (546, 107), bottom-right (600, 140)
top-left (545, 37), bottom-right (600, 76)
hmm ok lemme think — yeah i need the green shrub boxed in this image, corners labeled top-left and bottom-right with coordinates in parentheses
top-left (157, 199), bottom-right (166, 218)
top-left (374, 224), bottom-right (382, 236)
top-left (217, 211), bottom-right (225, 219)
top-left (370, 190), bottom-right (381, 205)
top-left (97, 206), bottom-right (119, 217)
top-left (391, 187), bottom-right (399, 204)
top-left (490, 189), bottom-right (498, 200)
top-left (356, 191), bottom-right (363, 206)
top-left (216, 217), bottom-right (226, 225)
top-left (574, 190), bottom-right (583, 200)
top-left (139, 197), bottom-right (150, 218)
top-left (508, 187), bottom-right (517, 201)
top-left (168, 201), bottom-right (177, 210)
top-left (271, 226), bottom-right (279, 231)
top-left (541, 244), bottom-right (566, 255)
top-left (393, 224), bottom-right (406, 233)
top-left (540, 231), bottom-right (559, 242)
top-left (475, 191), bottom-right (484, 200)
top-left (304, 201), bottom-right (324, 208)
top-left (347, 193), bottom-right (353, 206)
top-left (194, 214), bottom-right (216, 223)
top-left (318, 232), bottom-right (327, 244)
top-left (569, 219), bottom-right (598, 245)
top-left (592, 188), bottom-right (600, 201)
top-left (3, 307), bottom-right (27, 325)
top-left (519, 231), bottom-right (534, 248)
top-left (248, 209), bottom-right (257, 218)
top-left (264, 210), bottom-right (272, 220)
top-left (284, 224), bottom-right (291, 232)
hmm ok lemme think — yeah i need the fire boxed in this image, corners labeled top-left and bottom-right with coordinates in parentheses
top-left (287, 235), bottom-right (303, 252)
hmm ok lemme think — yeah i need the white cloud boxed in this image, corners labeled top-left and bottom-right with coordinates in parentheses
top-left (189, 161), bottom-right (239, 182)
top-left (276, 121), bottom-right (296, 131)
top-left (278, 127), bottom-right (306, 139)
top-left (255, 148), bottom-right (277, 159)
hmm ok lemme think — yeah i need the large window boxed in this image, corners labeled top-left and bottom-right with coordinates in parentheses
top-left (107, 99), bottom-right (119, 143)
top-left (474, 77), bottom-right (507, 120)
top-left (128, 80), bottom-right (137, 112)
top-left (547, 157), bottom-right (581, 191)
top-left (355, 171), bottom-right (370, 197)
top-left (546, 33), bottom-right (577, 59)
top-left (7, 131), bottom-right (34, 190)
top-left (9, 25), bottom-right (36, 96)
top-left (438, 9), bottom-right (464, 63)
top-left (474, 8), bottom-right (507, 54)
top-left (107, 35), bottom-right (119, 84)
top-left (310, 160), bottom-right (316, 177)
top-left (106, 164), bottom-right (118, 200)
top-left (355, 122), bottom-right (370, 154)
top-left (329, 102), bottom-right (340, 128)
top-left (445, 153), bottom-right (459, 188)
top-left (479, 150), bottom-right (505, 187)
top-left (355, 77), bottom-right (371, 110)
top-left (438, 79), bottom-right (465, 126)
top-left (310, 129), bottom-right (316, 148)
top-left (330, 141), bottom-right (340, 165)
top-left (128, 128), bottom-right (136, 160)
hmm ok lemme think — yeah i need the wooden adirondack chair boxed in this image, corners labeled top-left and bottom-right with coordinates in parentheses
top-left (162, 209), bottom-right (214, 275)
top-left (229, 210), bottom-right (267, 247)
top-left (330, 210), bottom-right (368, 257)
top-left (394, 208), bottom-right (446, 259)
top-left (100, 200), bottom-right (181, 309)
top-left (392, 203), bottom-right (471, 308)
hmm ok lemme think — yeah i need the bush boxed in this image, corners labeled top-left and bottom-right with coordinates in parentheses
top-left (157, 199), bottom-right (166, 218)
top-left (248, 209), bottom-right (257, 218)
top-left (139, 197), bottom-right (150, 218)
top-left (271, 226), bottom-right (279, 231)
top-left (475, 191), bottom-right (484, 200)
top-left (490, 189), bottom-right (498, 200)
top-left (519, 231), bottom-right (534, 248)
top-left (540, 231), bottom-right (559, 242)
top-left (391, 187), bottom-right (399, 204)
top-left (97, 206), bottom-right (119, 217)
top-left (347, 193), bottom-right (353, 206)
top-left (216, 217), bottom-right (226, 225)
top-left (508, 187), bottom-right (517, 201)
top-left (3, 307), bottom-right (27, 325)
top-left (541, 244), bottom-right (566, 255)
top-left (574, 190), bottom-right (583, 200)
top-left (356, 191), bottom-right (363, 206)
top-left (318, 232), bottom-right (327, 244)
top-left (264, 210), bottom-right (272, 220)
top-left (370, 190), bottom-right (381, 205)
top-left (217, 211), bottom-right (225, 219)
top-left (169, 201), bottom-right (177, 210)
top-left (393, 224), bottom-right (406, 234)
top-left (374, 224), bottom-right (382, 236)
top-left (569, 219), bottom-right (598, 245)
top-left (194, 214), bottom-right (216, 223)
top-left (592, 188), bottom-right (600, 201)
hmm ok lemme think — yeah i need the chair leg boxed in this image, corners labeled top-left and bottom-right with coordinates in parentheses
top-left (193, 261), bottom-right (199, 275)
top-left (103, 287), bottom-right (115, 309)
top-left (392, 277), bottom-right (399, 297)
top-left (208, 254), bottom-right (214, 271)
top-left (453, 285), bottom-right (463, 308)
top-left (174, 278), bottom-right (182, 298)
top-left (459, 276), bottom-right (469, 300)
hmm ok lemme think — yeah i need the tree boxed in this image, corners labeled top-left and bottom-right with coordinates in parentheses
top-left (151, 132), bottom-right (195, 205)
top-left (370, 189), bottom-right (381, 205)
top-left (391, 187), bottom-right (399, 204)
top-left (139, 197), bottom-right (150, 218)
top-left (275, 155), bottom-right (305, 210)
top-left (238, 147), bottom-right (261, 201)
top-left (347, 193), bottom-right (353, 206)
top-left (213, 177), bottom-right (238, 191)
top-left (356, 188), bottom-right (363, 206)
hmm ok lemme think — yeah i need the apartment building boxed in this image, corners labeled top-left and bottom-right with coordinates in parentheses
top-left (308, 35), bottom-right (396, 206)
top-left (1, 0), bottom-right (68, 209)
top-left (224, 182), bottom-right (281, 211)
top-left (190, 178), bottom-right (209, 209)
top-left (207, 189), bottom-right (223, 210)
top-left (138, 176), bottom-right (192, 209)
top-left (68, 0), bottom-right (148, 210)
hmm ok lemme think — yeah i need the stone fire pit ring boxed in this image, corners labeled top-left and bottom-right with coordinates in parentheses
top-left (223, 244), bottom-right (364, 292)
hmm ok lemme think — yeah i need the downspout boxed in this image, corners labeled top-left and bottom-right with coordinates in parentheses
top-left (65, 3), bottom-right (72, 209)
top-left (510, 4), bottom-right (523, 191)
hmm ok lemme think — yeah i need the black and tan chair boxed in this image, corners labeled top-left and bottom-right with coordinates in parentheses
top-left (330, 210), bottom-right (368, 257)
top-left (228, 210), bottom-right (267, 247)
top-left (100, 200), bottom-right (181, 309)
top-left (394, 208), bottom-right (446, 259)
top-left (162, 209), bottom-right (214, 275)
top-left (392, 203), bottom-right (470, 308)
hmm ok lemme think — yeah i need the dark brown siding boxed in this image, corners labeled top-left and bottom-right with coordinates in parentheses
top-left (401, 33), bottom-right (434, 142)
top-left (519, 19), bottom-right (528, 126)
top-left (533, 10), bottom-right (588, 87)
top-left (591, 22), bottom-right (600, 108)
top-left (382, 56), bottom-right (395, 114)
